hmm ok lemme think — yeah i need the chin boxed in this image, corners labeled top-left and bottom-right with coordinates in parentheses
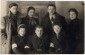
top-left (20, 35), bottom-right (24, 37)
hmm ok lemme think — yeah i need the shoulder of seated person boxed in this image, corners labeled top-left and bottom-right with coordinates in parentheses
top-left (28, 35), bottom-right (34, 39)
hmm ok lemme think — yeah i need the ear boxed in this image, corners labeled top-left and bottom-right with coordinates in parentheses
top-left (35, 29), bottom-right (36, 33)
top-left (42, 30), bottom-right (44, 32)
top-left (47, 9), bottom-right (49, 12)
top-left (17, 31), bottom-right (19, 35)
top-left (9, 8), bottom-right (11, 12)
top-left (60, 27), bottom-right (62, 30)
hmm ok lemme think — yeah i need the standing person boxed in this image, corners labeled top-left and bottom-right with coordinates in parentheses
top-left (27, 26), bottom-right (50, 54)
top-left (67, 8), bottom-right (84, 54)
top-left (49, 23), bottom-right (67, 54)
top-left (21, 6), bottom-right (39, 36)
top-left (1, 3), bottom-right (22, 54)
top-left (40, 4), bottom-right (67, 36)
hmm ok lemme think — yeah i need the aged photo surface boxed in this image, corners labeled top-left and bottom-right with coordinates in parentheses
top-left (0, 1), bottom-right (84, 54)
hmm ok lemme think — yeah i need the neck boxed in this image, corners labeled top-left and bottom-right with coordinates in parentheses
top-left (56, 33), bottom-right (59, 36)
top-left (37, 36), bottom-right (41, 38)
top-left (18, 34), bottom-right (24, 38)
top-left (55, 31), bottom-right (60, 37)
top-left (55, 33), bottom-right (59, 39)
top-left (10, 11), bottom-right (17, 15)
top-left (28, 15), bottom-right (33, 18)
top-left (49, 14), bottom-right (54, 16)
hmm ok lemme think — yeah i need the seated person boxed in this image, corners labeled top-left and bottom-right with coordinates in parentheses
top-left (12, 24), bottom-right (28, 54)
top-left (27, 25), bottom-right (50, 54)
top-left (49, 23), bottom-right (67, 54)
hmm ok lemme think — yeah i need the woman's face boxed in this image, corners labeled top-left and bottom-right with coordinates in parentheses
top-left (28, 9), bottom-right (35, 17)
top-left (18, 28), bottom-right (26, 37)
top-left (69, 11), bottom-right (77, 20)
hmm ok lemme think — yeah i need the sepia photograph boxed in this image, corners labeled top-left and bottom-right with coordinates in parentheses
top-left (0, 1), bottom-right (84, 54)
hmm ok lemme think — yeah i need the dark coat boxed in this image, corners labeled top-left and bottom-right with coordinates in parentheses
top-left (40, 12), bottom-right (67, 36)
top-left (27, 34), bottom-right (50, 54)
top-left (12, 35), bottom-right (27, 49)
top-left (21, 16), bottom-right (39, 36)
top-left (12, 35), bottom-right (28, 53)
top-left (1, 12), bottom-right (22, 54)
top-left (67, 18), bottom-right (84, 54)
top-left (49, 30), bottom-right (67, 54)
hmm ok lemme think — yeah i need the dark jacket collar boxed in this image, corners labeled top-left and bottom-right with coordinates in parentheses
top-left (8, 11), bottom-right (20, 18)
top-left (71, 17), bottom-right (79, 21)
top-left (17, 34), bottom-right (27, 39)
top-left (26, 15), bottom-right (34, 19)
top-left (33, 34), bottom-right (43, 39)
top-left (52, 29), bottom-right (64, 39)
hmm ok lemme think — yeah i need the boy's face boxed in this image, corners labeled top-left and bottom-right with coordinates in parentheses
top-left (53, 25), bottom-right (61, 35)
top-left (28, 9), bottom-right (35, 17)
top-left (48, 6), bottom-right (55, 15)
top-left (69, 11), bottom-right (77, 20)
top-left (35, 28), bottom-right (43, 38)
top-left (9, 6), bottom-right (18, 15)
top-left (18, 28), bottom-right (26, 37)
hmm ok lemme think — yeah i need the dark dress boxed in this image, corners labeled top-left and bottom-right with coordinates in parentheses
top-left (21, 16), bottom-right (39, 36)
top-left (49, 30), bottom-right (67, 54)
top-left (67, 18), bottom-right (84, 54)
top-left (12, 35), bottom-right (28, 54)
top-left (27, 34), bottom-right (50, 54)
top-left (40, 12), bottom-right (67, 36)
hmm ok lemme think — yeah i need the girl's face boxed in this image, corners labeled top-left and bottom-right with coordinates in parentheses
top-left (28, 9), bottom-right (35, 17)
top-left (53, 25), bottom-right (61, 35)
top-left (18, 28), bottom-right (26, 37)
top-left (69, 11), bottom-right (77, 20)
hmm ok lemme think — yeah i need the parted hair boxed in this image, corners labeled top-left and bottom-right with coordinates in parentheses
top-left (9, 3), bottom-right (18, 8)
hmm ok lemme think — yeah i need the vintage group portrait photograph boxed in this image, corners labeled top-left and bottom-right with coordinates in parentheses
top-left (0, 1), bottom-right (84, 54)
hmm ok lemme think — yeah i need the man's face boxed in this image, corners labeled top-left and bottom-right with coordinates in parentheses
top-left (35, 28), bottom-right (43, 38)
top-left (9, 6), bottom-right (18, 14)
top-left (53, 25), bottom-right (61, 34)
top-left (18, 28), bottom-right (26, 37)
top-left (28, 9), bottom-right (35, 17)
top-left (69, 11), bottom-right (77, 20)
top-left (48, 6), bottom-right (55, 15)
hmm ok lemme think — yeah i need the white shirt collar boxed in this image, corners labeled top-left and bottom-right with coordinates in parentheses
top-left (49, 15), bottom-right (56, 20)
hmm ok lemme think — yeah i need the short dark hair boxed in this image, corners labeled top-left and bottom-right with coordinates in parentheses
top-left (68, 8), bottom-right (78, 16)
top-left (52, 22), bottom-right (62, 28)
top-left (47, 4), bottom-right (56, 10)
top-left (17, 24), bottom-right (26, 32)
top-left (35, 25), bottom-right (43, 30)
top-left (9, 3), bottom-right (18, 8)
top-left (27, 6), bottom-right (35, 13)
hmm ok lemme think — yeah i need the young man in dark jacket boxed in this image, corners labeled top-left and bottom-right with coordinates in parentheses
top-left (40, 4), bottom-right (67, 36)
top-left (1, 3), bottom-right (22, 54)
top-left (27, 25), bottom-right (50, 54)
